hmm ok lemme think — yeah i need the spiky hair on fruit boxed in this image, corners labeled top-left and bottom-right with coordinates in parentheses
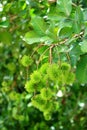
top-left (60, 62), bottom-right (71, 72)
top-left (40, 63), bottom-right (49, 74)
top-left (31, 95), bottom-right (46, 111)
top-left (47, 64), bottom-right (60, 82)
top-left (66, 72), bottom-right (75, 85)
top-left (40, 88), bottom-right (53, 100)
top-left (43, 112), bottom-right (52, 121)
top-left (21, 55), bottom-right (33, 67)
top-left (25, 80), bottom-right (35, 93)
top-left (30, 70), bottom-right (42, 83)
top-left (25, 62), bottom-right (75, 120)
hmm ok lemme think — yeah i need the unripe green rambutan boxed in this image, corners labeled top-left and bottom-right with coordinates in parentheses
top-left (47, 64), bottom-right (60, 82)
top-left (42, 101), bottom-right (55, 113)
top-left (25, 81), bottom-right (35, 93)
top-left (36, 81), bottom-right (46, 91)
top-left (53, 101), bottom-right (59, 111)
top-left (60, 62), bottom-right (71, 72)
top-left (31, 98), bottom-right (39, 109)
top-left (66, 72), bottom-right (75, 85)
top-left (21, 55), bottom-right (33, 67)
top-left (25, 61), bottom-right (76, 117)
top-left (40, 63), bottom-right (49, 74)
top-left (43, 112), bottom-right (52, 120)
top-left (40, 88), bottom-right (53, 100)
top-left (42, 74), bottom-right (49, 83)
top-left (60, 62), bottom-right (71, 77)
top-left (30, 71), bottom-right (42, 83)
top-left (32, 95), bottom-right (46, 111)
top-left (50, 85), bottom-right (58, 94)
top-left (42, 101), bottom-right (58, 113)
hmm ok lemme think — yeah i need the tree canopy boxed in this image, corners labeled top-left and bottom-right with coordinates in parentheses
top-left (0, 0), bottom-right (87, 130)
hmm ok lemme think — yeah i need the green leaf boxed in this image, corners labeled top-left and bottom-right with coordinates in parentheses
top-left (46, 22), bottom-right (58, 42)
top-left (83, 8), bottom-right (87, 21)
top-left (80, 40), bottom-right (87, 53)
top-left (69, 44), bottom-right (83, 66)
top-left (0, 20), bottom-right (9, 28)
top-left (76, 54), bottom-right (87, 84)
top-left (57, 0), bottom-right (72, 16)
top-left (31, 16), bottom-right (47, 36)
top-left (47, 5), bottom-right (66, 21)
top-left (37, 46), bottom-right (48, 55)
top-left (58, 26), bottom-right (72, 39)
top-left (40, 36), bottom-right (53, 44)
top-left (21, 55), bottom-right (33, 67)
top-left (24, 31), bottom-right (53, 45)
top-left (24, 31), bottom-right (41, 44)
top-left (73, 6), bottom-right (83, 33)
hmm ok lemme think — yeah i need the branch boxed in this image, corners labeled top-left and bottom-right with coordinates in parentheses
top-left (72, 2), bottom-right (77, 7)
top-left (30, 31), bottom-right (84, 64)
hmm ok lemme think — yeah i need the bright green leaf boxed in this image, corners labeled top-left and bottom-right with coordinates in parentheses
top-left (73, 6), bottom-right (83, 33)
top-left (31, 16), bottom-right (47, 36)
top-left (23, 31), bottom-right (41, 44)
top-left (57, 0), bottom-right (72, 16)
top-left (24, 31), bottom-right (53, 45)
top-left (21, 55), bottom-right (33, 67)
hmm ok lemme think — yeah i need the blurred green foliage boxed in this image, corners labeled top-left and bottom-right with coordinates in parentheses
top-left (0, 0), bottom-right (87, 130)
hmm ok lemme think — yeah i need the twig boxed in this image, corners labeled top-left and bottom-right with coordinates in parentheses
top-left (31, 44), bottom-right (43, 57)
top-left (66, 52), bottom-right (71, 63)
top-left (26, 66), bottom-right (29, 81)
top-left (9, 25), bottom-right (19, 32)
top-left (9, 15), bottom-right (18, 22)
top-left (30, 31), bottom-right (84, 65)
top-left (38, 47), bottom-right (50, 64)
top-left (72, 2), bottom-right (77, 7)
top-left (49, 45), bottom-right (53, 64)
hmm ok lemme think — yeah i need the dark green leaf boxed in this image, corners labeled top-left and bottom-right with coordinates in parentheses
top-left (58, 26), bottom-right (72, 39)
top-left (80, 40), bottom-right (87, 53)
top-left (76, 55), bottom-right (87, 84)
top-left (0, 20), bottom-right (9, 28)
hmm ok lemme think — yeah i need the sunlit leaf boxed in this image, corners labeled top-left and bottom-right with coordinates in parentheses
top-left (57, 0), bottom-right (72, 16)
top-left (31, 16), bottom-right (47, 36)
top-left (24, 31), bottom-right (53, 44)
top-left (73, 6), bottom-right (84, 33)
top-left (24, 31), bottom-right (41, 44)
